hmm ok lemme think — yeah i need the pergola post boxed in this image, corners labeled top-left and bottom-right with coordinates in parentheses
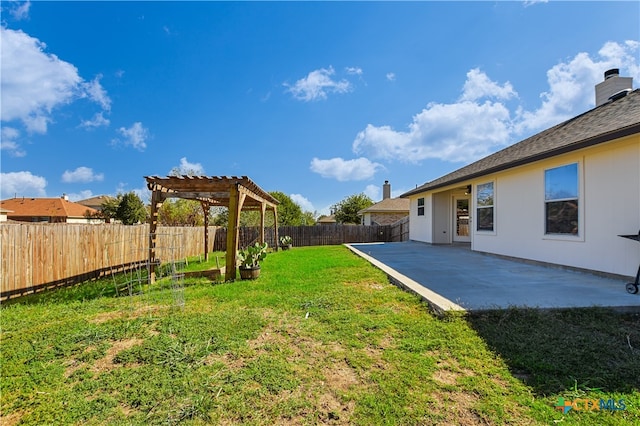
top-left (273, 206), bottom-right (279, 252)
top-left (259, 202), bottom-right (266, 245)
top-left (148, 189), bottom-right (163, 284)
top-left (225, 184), bottom-right (247, 281)
top-left (201, 201), bottom-right (210, 261)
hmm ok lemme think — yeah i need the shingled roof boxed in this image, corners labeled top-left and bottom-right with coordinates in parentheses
top-left (0, 197), bottom-right (98, 219)
top-left (402, 89), bottom-right (640, 197)
top-left (77, 195), bottom-right (115, 210)
top-left (358, 197), bottom-right (410, 214)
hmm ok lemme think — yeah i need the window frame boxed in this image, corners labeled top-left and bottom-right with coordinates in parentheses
top-left (475, 181), bottom-right (495, 234)
top-left (543, 161), bottom-right (583, 240)
top-left (417, 197), bottom-right (425, 216)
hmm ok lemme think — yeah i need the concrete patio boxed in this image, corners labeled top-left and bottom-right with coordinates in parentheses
top-left (346, 241), bottom-right (640, 313)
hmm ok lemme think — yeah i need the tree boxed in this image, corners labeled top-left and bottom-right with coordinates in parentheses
top-left (116, 192), bottom-right (148, 225)
top-left (212, 191), bottom-right (314, 228)
top-left (212, 208), bottom-right (262, 227)
top-left (332, 193), bottom-right (374, 224)
top-left (301, 211), bottom-right (317, 226)
top-left (158, 199), bottom-right (202, 226)
top-left (270, 191), bottom-right (304, 226)
top-left (100, 196), bottom-right (120, 222)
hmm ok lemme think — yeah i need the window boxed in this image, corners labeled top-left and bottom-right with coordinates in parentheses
top-left (476, 182), bottom-right (494, 231)
top-left (545, 163), bottom-right (578, 235)
top-left (417, 198), bottom-right (425, 216)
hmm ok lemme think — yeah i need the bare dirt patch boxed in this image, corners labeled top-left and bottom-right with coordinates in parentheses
top-left (433, 368), bottom-right (459, 386)
top-left (0, 410), bottom-right (24, 426)
top-left (430, 390), bottom-right (485, 426)
top-left (207, 320), bottom-right (362, 424)
top-left (91, 338), bottom-right (145, 373)
top-left (90, 304), bottom-right (168, 324)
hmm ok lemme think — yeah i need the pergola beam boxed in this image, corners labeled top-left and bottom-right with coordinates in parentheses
top-left (164, 192), bottom-right (228, 200)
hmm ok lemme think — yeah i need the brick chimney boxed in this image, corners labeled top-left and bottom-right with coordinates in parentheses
top-left (595, 68), bottom-right (633, 107)
top-left (382, 180), bottom-right (391, 200)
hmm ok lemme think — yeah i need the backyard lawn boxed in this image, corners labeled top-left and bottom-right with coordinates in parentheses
top-left (1, 245), bottom-right (638, 425)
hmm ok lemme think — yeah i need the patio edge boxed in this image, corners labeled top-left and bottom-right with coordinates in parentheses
top-left (345, 243), bottom-right (466, 315)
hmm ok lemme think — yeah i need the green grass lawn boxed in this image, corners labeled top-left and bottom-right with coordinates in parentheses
top-left (1, 245), bottom-right (638, 425)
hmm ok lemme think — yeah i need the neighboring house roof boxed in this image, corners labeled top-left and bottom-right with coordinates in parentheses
top-left (77, 195), bottom-right (114, 210)
top-left (358, 198), bottom-right (410, 214)
top-left (402, 89), bottom-right (640, 197)
top-left (0, 197), bottom-right (98, 219)
top-left (316, 214), bottom-right (336, 224)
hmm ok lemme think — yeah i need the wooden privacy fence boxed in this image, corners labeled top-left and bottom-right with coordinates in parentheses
top-left (391, 216), bottom-right (410, 242)
top-left (1, 223), bottom-right (217, 300)
top-left (212, 221), bottom-right (409, 251)
top-left (2, 219), bottom-right (410, 300)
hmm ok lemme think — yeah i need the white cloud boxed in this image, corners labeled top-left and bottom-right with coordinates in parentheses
top-left (0, 27), bottom-right (111, 149)
top-left (8, 1), bottom-right (31, 20)
top-left (284, 66), bottom-right (352, 101)
top-left (67, 190), bottom-right (94, 202)
top-left (81, 74), bottom-right (111, 111)
top-left (346, 66), bottom-right (363, 76)
top-left (61, 166), bottom-right (104, 183)
top-left (1, 126), bottom-right (26, 156)
top-left (172, 157), bottom-right (205, 176)
top-left (352, 41), bottom-right (640, 165)
top-left (1, 28), bottom-right (79, 131)
top-left (460, 68), bottom-right (517, 102)
top-left (353, 99), bottom-right (512, 164)
top-left (2, 127), bottom-right (20, 140)
top-left (80, 112), bottom-right (110, 128)
top-left (524, 0), bottom-right (549, 7)
top-left (515, 40), bottom-right (640, 135)
top-left (1, 171), bottom-right (47, 198)
top-left (310, 157), bottom-right (383, 181)
top-left (290, 193), bottom-right (314, 213)
top-left (386, 72), bottom-right (396, 82)
top-left (363, 184), bottom-right (380, 201)
top-left (113, 122), bottom-right (149, 151)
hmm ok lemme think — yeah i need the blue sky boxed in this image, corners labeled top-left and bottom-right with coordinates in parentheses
top-left (1, 1), bottom-right (639, 216)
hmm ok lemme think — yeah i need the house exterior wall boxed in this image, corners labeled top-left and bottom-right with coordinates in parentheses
top-left (409, 135), bottom-right (640, 277)
top-left (432, 192), bottom-right (451, 244)
top-left (368, 212), bottom-right (409, 226)
top-left (67, 217), bottom-right (106, 224)
top-left (408, 194), bottom-right (432, 242)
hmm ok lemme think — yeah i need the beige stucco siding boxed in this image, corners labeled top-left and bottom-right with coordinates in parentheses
top-left (409, 135), bottom-right (640, 277)
top-left (473, 136), bottom-right (639, 277)
top-left (409, 194), bottom-right (432, 242)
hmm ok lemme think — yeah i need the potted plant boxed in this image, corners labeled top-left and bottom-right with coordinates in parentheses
top-left (237, 242), bottom-right (268, 280)
top-left (279, 235), bottom-right (293, 250)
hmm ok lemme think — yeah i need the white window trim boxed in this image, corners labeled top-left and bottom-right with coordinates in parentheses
top-left (542, 160), bottom-right (584, 242)
top-left (475, 180), bottom-right (496, 236)
top-left (417, 197), bottom-right (425, 216)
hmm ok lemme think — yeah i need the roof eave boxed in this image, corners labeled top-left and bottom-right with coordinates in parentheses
top-left (401, 122), bottom-right (640, 197)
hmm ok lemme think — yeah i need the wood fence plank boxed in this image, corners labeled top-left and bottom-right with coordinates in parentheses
top-left (1, 224), bottom-right (220, 299)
